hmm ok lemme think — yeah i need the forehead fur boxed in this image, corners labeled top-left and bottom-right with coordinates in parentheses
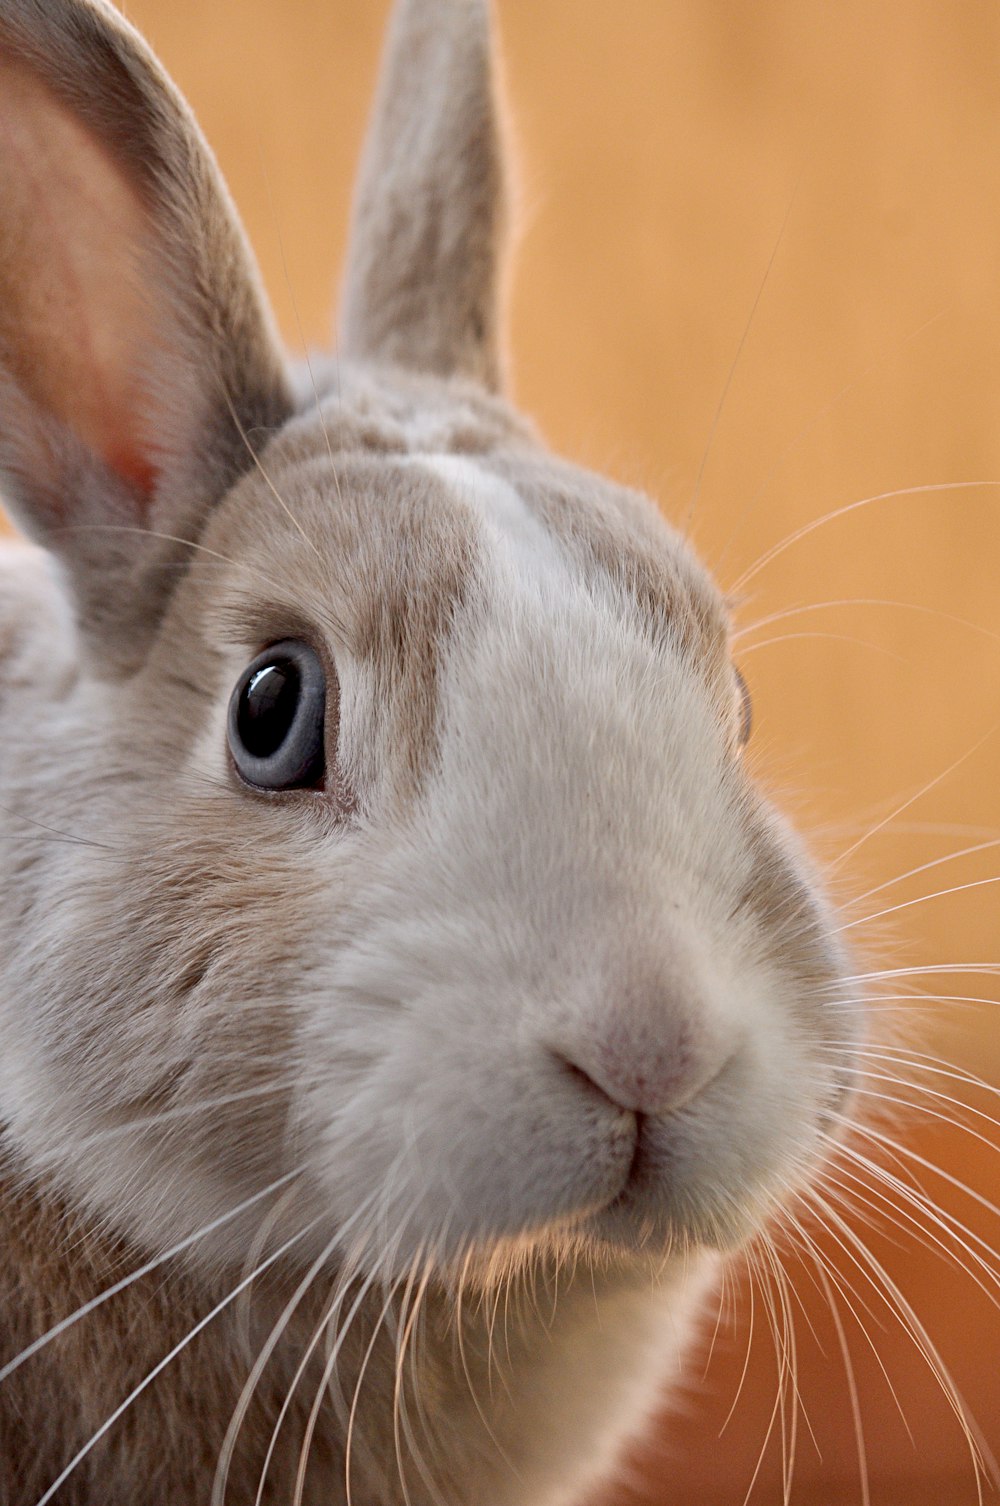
top-left (169, 364), bottom-right (732, 803)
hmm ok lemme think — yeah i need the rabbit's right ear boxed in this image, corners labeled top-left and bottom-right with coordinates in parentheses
top-left (0, 0), bottom-right (292, 669)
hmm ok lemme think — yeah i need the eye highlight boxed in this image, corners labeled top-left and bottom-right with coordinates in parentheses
top-left (734, 666), bottom-right (752, 748)
top-left (228, 640), bottom-right (327, 791)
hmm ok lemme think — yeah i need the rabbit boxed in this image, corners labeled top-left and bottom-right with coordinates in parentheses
top-left (0, 0), bottom-right (863, 1502)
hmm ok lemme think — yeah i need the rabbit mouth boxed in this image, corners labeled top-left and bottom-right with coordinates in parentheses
top-left (583, 1130), bottom-right (758, 1255)
top-left (564, 1060), bottom-right (840, 1258)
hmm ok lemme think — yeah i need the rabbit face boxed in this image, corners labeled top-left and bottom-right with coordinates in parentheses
top-left (0, 366), bottom-right (858, 1280)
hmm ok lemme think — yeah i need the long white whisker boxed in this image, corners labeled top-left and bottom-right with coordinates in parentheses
top-left (293, 1259), bottom-right (387, 1506)
top-left (848, 837), bottom-right (1000, 909)
top-left (221, 390), bottom-right (324, 563)
top-left (737, 1245), bottom-right (787, 1506)
top-left (395, 1253), bottom-right (449, 1506)
top-left (719, 1255), bottom-right (756, 1434)
top-left (831, 962), bottom-right (1000, 985)
top-left (831, 725), bottom-right (998, 872)
top-left (839, 873), bottom-right (1000, 932)
top-left (824, 1152), bottom-right (1000, 1314)
top-left (813, 1196), bottom-right (993, 1493)
top-left (803, 1237), bottom-right (871, 1506)
top-left (683, 168), bottom-right (803, 535)
top-left (731, 480), bottom-right (1000, 594)
top-left (63, 1082), bottom-right (297, 1154)
top-left (256, 148), bottom-right (346, 517)
top-left (734, 595), bottom-right (1000, 648)
top-left (844, 1083), bottom-right (1000, 1161)
top-left (0, 1169), bottom-right (303, 1384)
top-left (32, 1216), bottom-right (321, 1506)
top-left (829, 1042), bottom-right (1000, 1100)
top-left (250, 1177), bottom-right (400, 1506)
top-left (252, 1276), bottom-right (344, 1506)
top-left (714, 304), bottom-right (948, 575)
top-left (213, 1229), bottom-right (341, 1506)
top-left (832, 1126), bottom-right (1000, 1275)
top-left (740, 628), bottom-right (904, 662)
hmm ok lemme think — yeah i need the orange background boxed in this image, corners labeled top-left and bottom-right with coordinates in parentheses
top-left (9, 1), bottom-right (1000, 1501)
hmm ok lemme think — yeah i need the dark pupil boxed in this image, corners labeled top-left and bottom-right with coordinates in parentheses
top-left (237, 661), bottom-right (301, 759)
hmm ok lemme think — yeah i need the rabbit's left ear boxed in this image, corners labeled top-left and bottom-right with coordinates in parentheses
top-left (339, 0), bottom-right (509, 393)
top-left (0, 0), bottom-right (292, 666)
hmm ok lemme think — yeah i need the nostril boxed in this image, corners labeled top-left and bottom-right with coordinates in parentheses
top-left (552, 1052), bottom-right (634, 1116)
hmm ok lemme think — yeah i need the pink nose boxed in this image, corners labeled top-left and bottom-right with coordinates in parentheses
top-left (554, 1011), bottom-right (729, 1119)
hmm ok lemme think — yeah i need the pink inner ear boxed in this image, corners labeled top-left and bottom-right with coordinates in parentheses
top-left (103, 446), bottom-right (159, 499)
top-left (0, 57), bottom-right (165, 504)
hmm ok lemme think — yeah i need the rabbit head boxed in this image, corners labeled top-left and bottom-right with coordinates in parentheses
top-left (0, 0), bottom-right (860, 1294)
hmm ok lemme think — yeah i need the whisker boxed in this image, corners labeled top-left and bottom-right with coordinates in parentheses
top-left (213, 1229), bottom-right (343, 1506)
top-left (0, 1168), bottom-right (303, 1384)
top-left (255, 145), bottom-right (346, 515)
top-left (780, 1205), bottom-right (897, 1395)
top-left (835, 1122), bottom-right (1000, 1262)
top-left (735, 595), bottom-right (1000, 648)
top-left (737, 1244), bottom-right (788, 1506)
top-left (843, 837), bottom-right (1000, 909)
top-left (58, 523), bottom-right (278, 588)
top-left (392, 1253), bottom-right (445, 1506)
top-left (683, 168), bottom-right (804, 535)
top-left (702, 1268), bottom-right (731, 1382)
top-left (758, 1236), bottom-right (801, 1505)
top-left (719, 1254), bottom-right (756, 1434)
top-left (32, 1215), bottom-right (321, 1506)
top-left (831, 963), bottom-right (1000, 986)
top-left (830, 1042), bottom-right (1000, 1100)
top-left (293, 1258), bottom-right (389, 1506)
top-left (59, 1081), bottom-right (297, 1154)
top-left (714, 304), bottom-right (949, 576)
top-left (799, 1231), bottom-right (871, 1506)
top-left (221, 390), bottom-right (324, 562)
top-left (806, 1192), bottom-right (994, 1491)
top-left (250, 1173), bottom-right (406, 1506)
top-left (739, 628), bottom-right (904, 662)
top-left (731, 480), bottom-right (1000, 595)
top-left (842, 1069), bottom-right (1000, 1139)
top-left (841, 874), bottom-right (1000, 933)
top-left (0, 797), bottom-right (111, 850)
top-left (823, 1152), bottom-right (1000, 1315)
top-left (831, 723), bottom-right (999, 872)
top-left (251, 1276), bottom-right (344, 1506)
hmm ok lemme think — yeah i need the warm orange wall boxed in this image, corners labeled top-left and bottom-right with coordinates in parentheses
top-left (10, 1), bottom-right (1000, 1501)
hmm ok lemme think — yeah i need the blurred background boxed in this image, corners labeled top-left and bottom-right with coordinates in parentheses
top-left (11, 0), bottom-right (1000, 1500)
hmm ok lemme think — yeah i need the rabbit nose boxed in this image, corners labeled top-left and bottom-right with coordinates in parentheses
top-left (552, 1008), bottom-right (731, 1119)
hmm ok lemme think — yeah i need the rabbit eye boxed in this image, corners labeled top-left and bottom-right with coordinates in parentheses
top-left (734, 666), bottom-right (752, 748)
top-left (228, 640), bottom-right (326, 791)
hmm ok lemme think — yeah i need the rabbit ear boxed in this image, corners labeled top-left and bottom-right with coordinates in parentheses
top-left (0, 0), bottom-right (292, 667)
top-left (339, 0), bottom-right (508, 392)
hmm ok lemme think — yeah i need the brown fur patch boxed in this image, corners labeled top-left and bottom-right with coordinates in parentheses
top-left (486, 450), bottom-right (732, 687)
